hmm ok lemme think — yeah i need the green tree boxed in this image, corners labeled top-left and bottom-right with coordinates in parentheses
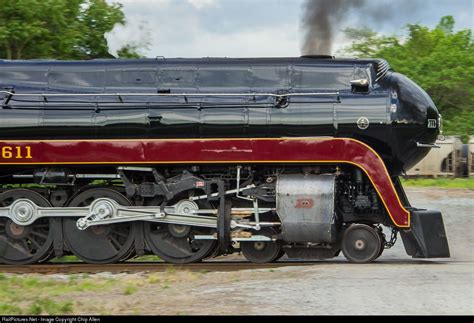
top-left (79, 0), bottom-right (127, 59)
top-left (116, 45), bottom-right (144, 59)
top-left (342, 16), bottom-right (474, 138)
top-left (0, 0), bottom-right (143, 59)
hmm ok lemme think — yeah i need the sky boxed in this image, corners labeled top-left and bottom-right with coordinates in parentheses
top-left (105, 0), bottom-right (474, 58)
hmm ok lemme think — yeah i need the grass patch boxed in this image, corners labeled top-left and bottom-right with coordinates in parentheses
top-left (401, 178), bottom-right (474, 189)
top-left (28, 298), bottom-right (73, 315)
top-left (50, 255), bottom-right (82, 263)
top-left (148, 275), bottom-right (161, 284)
top-left (128, 255), bottom-right (162, 262)
top-left (0, 304), bottom-right (23, 315)
top-left (0, 274), bottom-right (116, 315)
top-left (123, 285), bottom-right (138, 295)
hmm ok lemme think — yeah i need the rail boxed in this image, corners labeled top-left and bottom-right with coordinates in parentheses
top-left (0, 261), bottom-right (315, 274)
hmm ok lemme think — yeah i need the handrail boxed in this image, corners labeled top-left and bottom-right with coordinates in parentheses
top-left (0, 90), bottom-right (339, 99)
top-left (1, 90), bottom-right (341, 109)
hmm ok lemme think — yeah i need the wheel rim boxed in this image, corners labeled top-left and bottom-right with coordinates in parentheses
top-left (376, 231), bottom-right (385, 259)
top-left (240, 228), bottom-right (282, 263)
top-left (63, 188), bottom-right (136, 264)
top-left (342, 224), bottom-right (382, 263)
top-left (0, 189), bottom-right (54, 265)
top-left (144, 197), bottom-right (217, 264)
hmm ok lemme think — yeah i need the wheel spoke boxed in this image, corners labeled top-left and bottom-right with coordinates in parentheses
top-left (28, 237), bottom-right (41, 249)
top-left (31, 224), bottom-right (49, 229)
top-left (108, 235), bottom-right (122, 252)
top-left (30, 231), bottom-right (48, 240)
top-left (0, 236), bottom-right (32, 257)
top-left (111, 229), bottom-right (129, 239)
top-left (156, 233), bottom-right (193, 257)
top-left (167, 236), bottom-right (193, 255)
top-left (20, 239), bottom-right (32, 253)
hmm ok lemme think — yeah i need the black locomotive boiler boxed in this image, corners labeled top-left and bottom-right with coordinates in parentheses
top-left (0, 57), bottom-right (449, 264)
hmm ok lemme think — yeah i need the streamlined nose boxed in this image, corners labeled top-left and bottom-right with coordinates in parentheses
top-left (389, 72), bottom-right (440, 143)
top-left (378, 72), bottom-right (441, 173)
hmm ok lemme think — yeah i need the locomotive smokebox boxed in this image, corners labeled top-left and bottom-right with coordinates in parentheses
top-left (276, 174), bottom-right (338, 243)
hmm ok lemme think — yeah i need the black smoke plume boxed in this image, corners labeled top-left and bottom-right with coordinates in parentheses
top-left (301, 0), bottom-right (364, 55)
top-left (301, 0), bottom-right (421, 56)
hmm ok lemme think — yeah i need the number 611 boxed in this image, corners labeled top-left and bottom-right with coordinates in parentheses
top-left (1, 146), bottom-right (32, 159)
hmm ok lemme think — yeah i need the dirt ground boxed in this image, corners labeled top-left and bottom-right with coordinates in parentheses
top-left (2, 187), bottom-right (473, 315)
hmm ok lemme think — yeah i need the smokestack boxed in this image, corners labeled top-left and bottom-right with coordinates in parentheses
top-left (301, 0), bottom-right (364, 56)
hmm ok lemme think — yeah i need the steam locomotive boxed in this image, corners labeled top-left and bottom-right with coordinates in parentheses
top-left (0, 57), bottom-right (449, 265)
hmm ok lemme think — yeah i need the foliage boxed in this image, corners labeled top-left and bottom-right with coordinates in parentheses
top-left (116, 44), bottom-right (145, 59)
top-left (401, 178), bottom-right (474, 189)
top-left (0, 0), bottom-right (143, 59)
top-left (342, 16), bottom-right (474, 139)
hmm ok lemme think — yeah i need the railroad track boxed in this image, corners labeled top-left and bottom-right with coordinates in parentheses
top-left (0, 261), bottom-right (316, 274)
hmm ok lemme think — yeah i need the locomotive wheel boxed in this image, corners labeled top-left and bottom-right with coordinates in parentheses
top-left (0, 189), bottom-right (54, 265)
top-left (144, 198), bottom-right (217, 264)
top-left (63, 188), bottom-right (136, 264)
top-left (342, 224), bottom-right (382, 263)
top-left (240, 228), bottom-right (282, 263)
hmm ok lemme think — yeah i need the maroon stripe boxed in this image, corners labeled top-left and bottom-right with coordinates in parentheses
top-left (0, 138), bottom-right (409, 227)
